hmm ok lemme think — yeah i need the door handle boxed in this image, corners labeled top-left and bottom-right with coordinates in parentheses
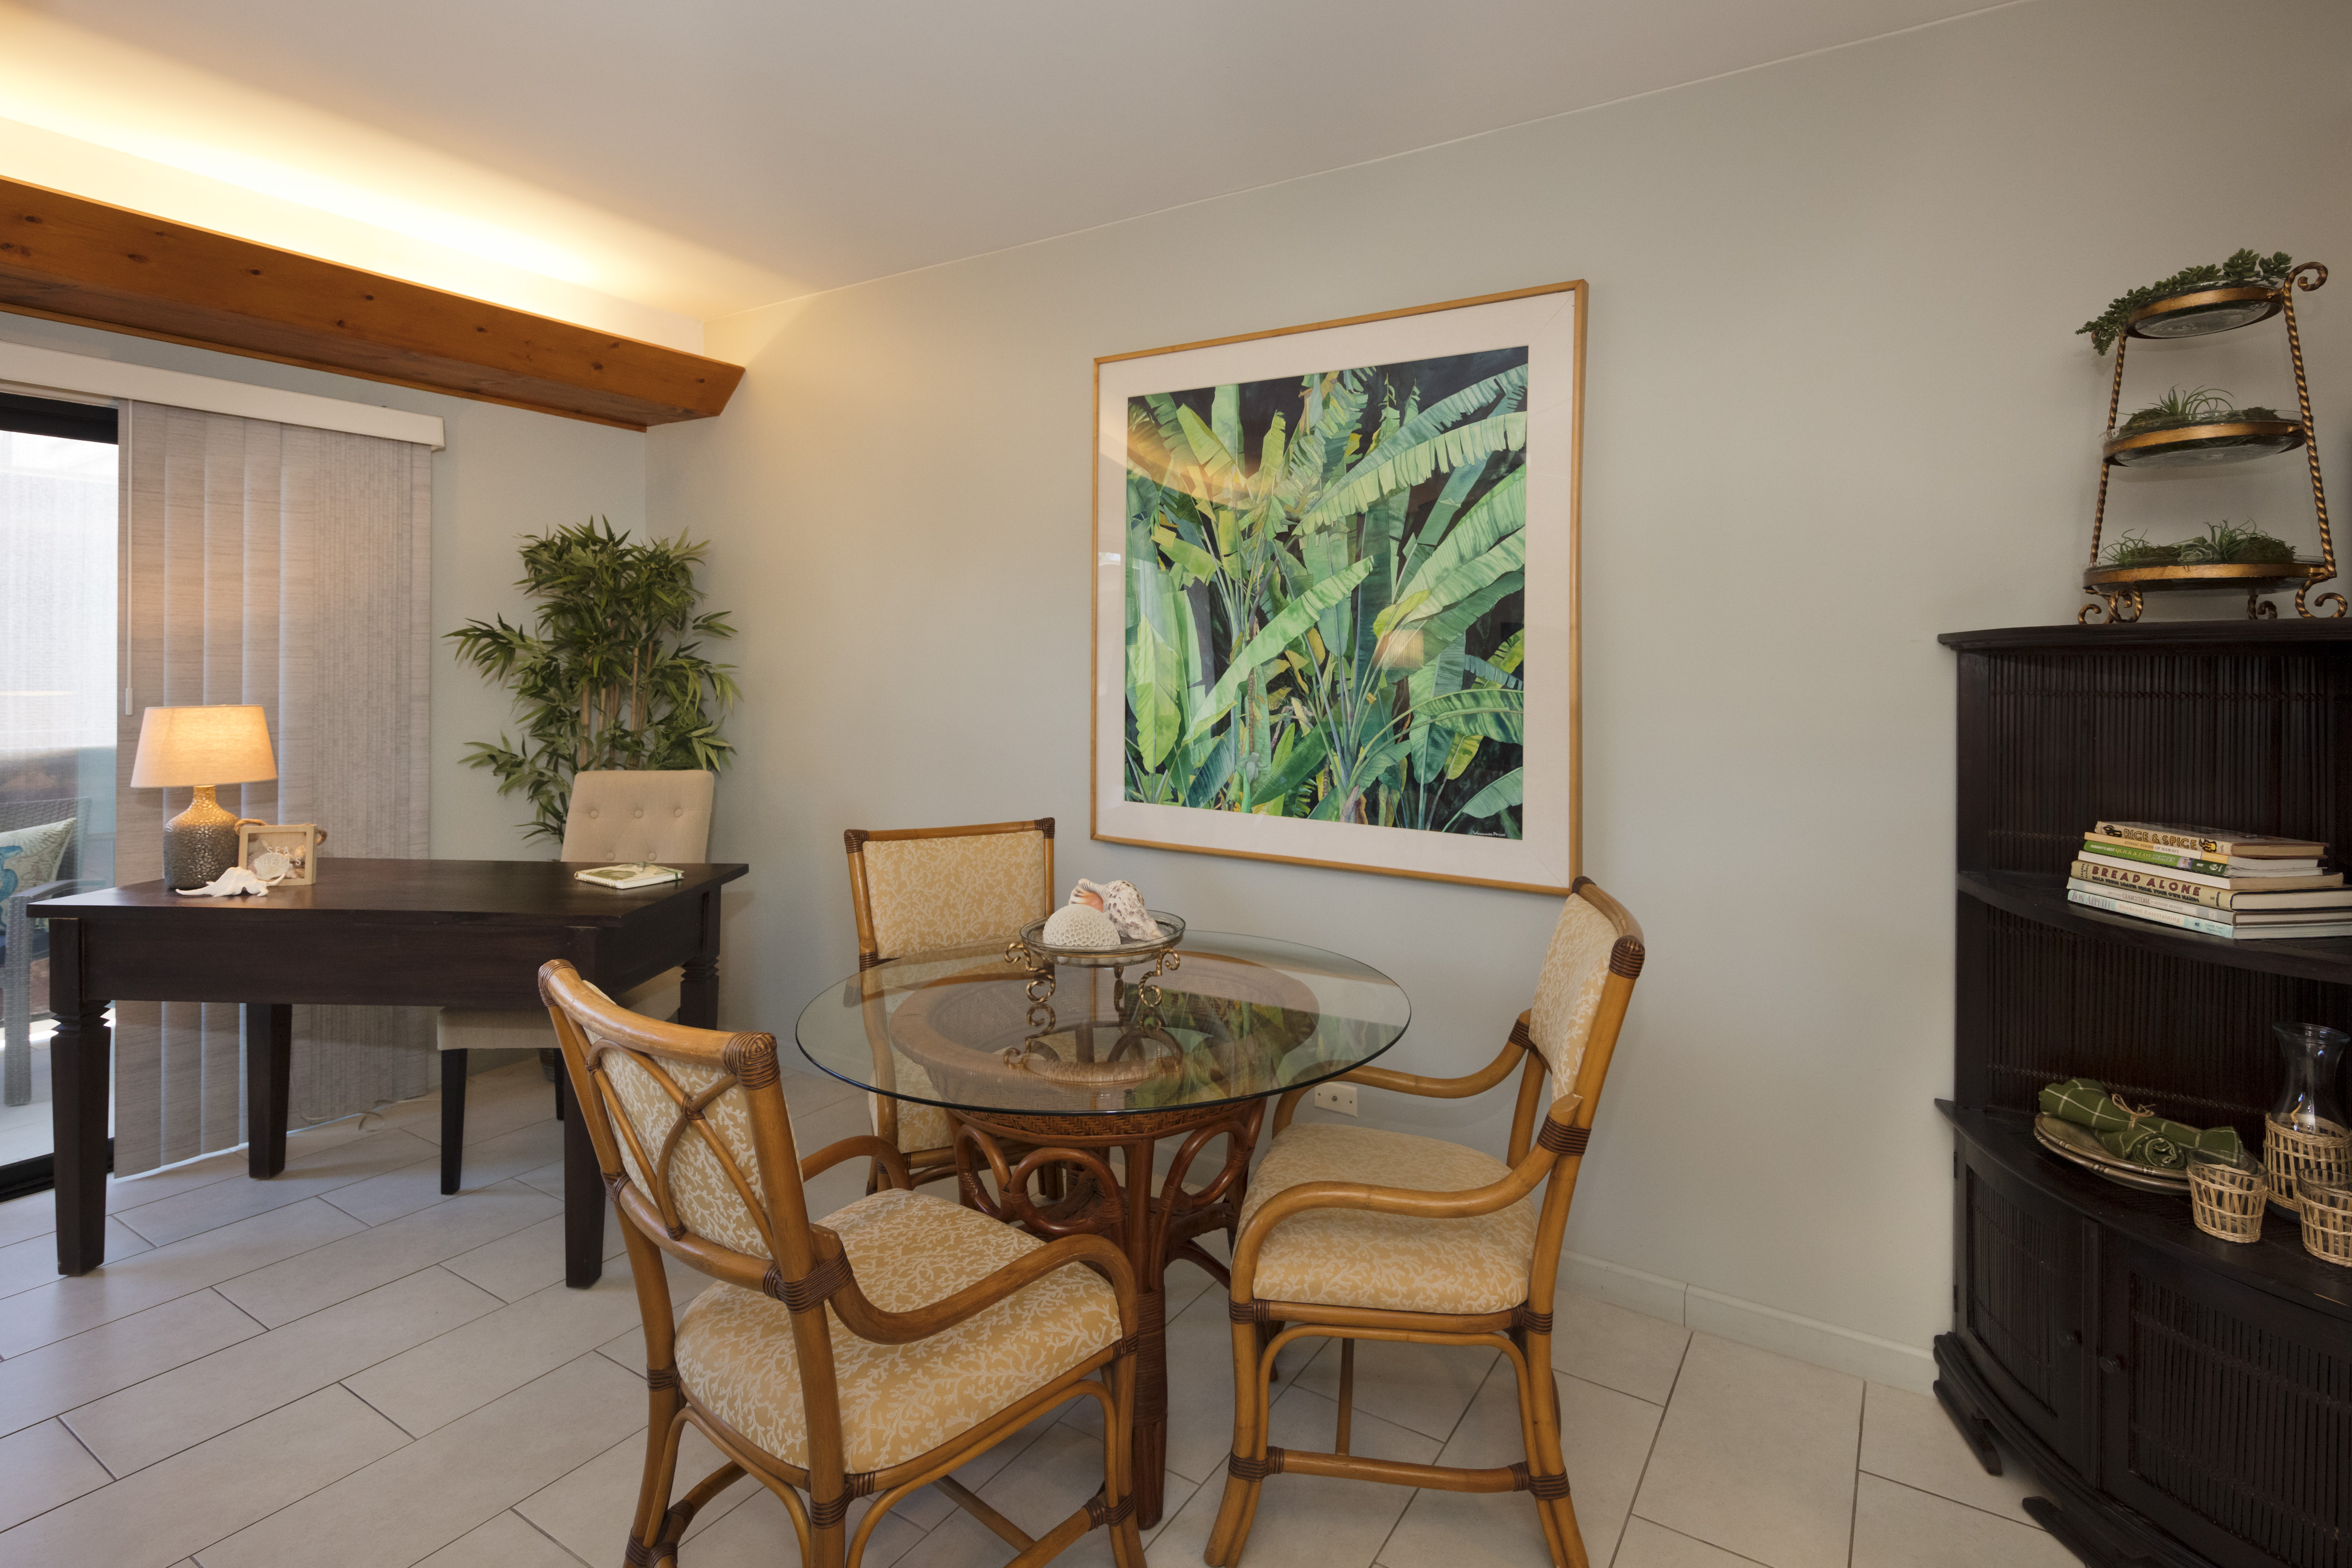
top-left (2098, 1353), bottom-right (2127, 1375)
top-left (2060, 1329), bottom-right (2082, 1347)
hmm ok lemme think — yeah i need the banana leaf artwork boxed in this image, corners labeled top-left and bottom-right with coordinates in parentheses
top-left (1093, 284), bottom-right (1583, 892)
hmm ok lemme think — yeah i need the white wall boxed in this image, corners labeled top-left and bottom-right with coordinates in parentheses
top-left (0, 312), bottom-right (648, 860)
top-left (646, 0), bottom-right (2352, 1368)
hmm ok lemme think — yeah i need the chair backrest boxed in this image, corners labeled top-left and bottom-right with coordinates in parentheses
top-left (843, 818), bottom-right (1054, 965)
top-left (1512, 878), bottom-right (1644, 1314)
top-left (539, 959), bottom-right (853, 1472)
top-left (562, 771), bottom-right (715, 864)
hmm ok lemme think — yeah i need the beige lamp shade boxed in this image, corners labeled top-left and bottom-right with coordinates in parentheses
top-left (129, 705), bottom-right (278, 788)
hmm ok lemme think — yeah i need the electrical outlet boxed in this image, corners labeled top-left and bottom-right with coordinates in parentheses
top-left (1311, 1083), bottom-right (1358, 1116)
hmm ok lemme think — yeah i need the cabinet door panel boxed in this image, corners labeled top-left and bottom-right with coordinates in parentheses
top-left (2102, 1241), bottom-right (2352, 1568)
top-left (1956, 1138), bottom-right (2094, 1469)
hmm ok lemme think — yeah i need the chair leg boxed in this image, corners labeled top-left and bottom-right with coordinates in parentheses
top-left (1521, 1346), bottom-right (1588, 1568)
top-left (440, 1049), bottom-right (467, 1195)
top-left (1205, 1316), bottom-right (1274, 1567)
top-left (628, 1395), bottom-right (689, 1566)
top-left (553, 1057), bottom-right (566, 1122)
top-left (1105, 1358), bottom-right (1147, 1568)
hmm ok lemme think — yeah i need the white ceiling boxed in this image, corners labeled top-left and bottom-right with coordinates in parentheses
top-left (4, 0), bottom-right (2006, 334)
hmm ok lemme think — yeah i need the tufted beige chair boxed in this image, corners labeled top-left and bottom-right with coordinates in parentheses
top-left (1205, 878), bottom-right (1646, 1568)
top-left (434, 770), bottom-right (714, 1193)
top-left (540, 959), bottom-right (1144, 1568)
top-left (841, 819), bottom-right (1054, 1191)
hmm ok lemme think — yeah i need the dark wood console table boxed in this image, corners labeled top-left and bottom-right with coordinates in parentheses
top-left (30, 858), bottom-right (746, 1285)
top-left (1937, 623), bottom-right (2352, 1568)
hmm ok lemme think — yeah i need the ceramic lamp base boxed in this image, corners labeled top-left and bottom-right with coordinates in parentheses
top-left (164, 785), bottom-right (244, 891)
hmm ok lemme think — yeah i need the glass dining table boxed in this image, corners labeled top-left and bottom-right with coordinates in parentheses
top-left (795, 927), bottom-right (1411, 1526)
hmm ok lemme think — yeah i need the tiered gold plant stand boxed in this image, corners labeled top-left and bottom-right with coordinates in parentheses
top-left (2081, 262), bottom-right (2340, 622)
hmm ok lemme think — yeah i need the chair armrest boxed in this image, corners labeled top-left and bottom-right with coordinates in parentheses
top-left (1231, 1092), bottom-right (1582, 1299)
top-left (1272, 1014), bottom-right (1534, 1133)
top-left (826, 1229), bottom-right (1139, 1346)
top-left (799, 1135), bottom-right (912, 1191)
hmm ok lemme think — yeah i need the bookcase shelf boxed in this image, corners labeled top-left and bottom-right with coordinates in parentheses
top-left (1939, 1102), bottom-right (2352, 1323)
top-left (1935, 621), bottom-right (2352, 1568)
top-left (1959, 868), bottom-right (2352, 986)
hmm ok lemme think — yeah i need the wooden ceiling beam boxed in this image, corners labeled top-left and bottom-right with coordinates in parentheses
top-left (0, 178), bottom-right (741, 430)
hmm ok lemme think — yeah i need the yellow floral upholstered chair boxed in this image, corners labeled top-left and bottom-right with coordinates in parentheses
top-left (1205, 878), bottom-right (1645, 1568)
top-left (540, 959), bottom-right (1144, 1568)
top-left (841, 820), bottom-right (1055, 1190)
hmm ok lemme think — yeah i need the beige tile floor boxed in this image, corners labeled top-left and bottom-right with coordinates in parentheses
top-left (0, 1059), bottom-right (2077, 1568)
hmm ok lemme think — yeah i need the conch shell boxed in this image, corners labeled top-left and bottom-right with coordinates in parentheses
top-left (1070, 878), bottom-right (1155, 942)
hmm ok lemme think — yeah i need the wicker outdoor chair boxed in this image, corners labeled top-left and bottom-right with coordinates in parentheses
top-left (540, 958), bottom-right (1145, 1568)
top-left (1205, 877), bottom-right (1645, 1568)
top-left (842, 818), bottom-right (1055, 1191)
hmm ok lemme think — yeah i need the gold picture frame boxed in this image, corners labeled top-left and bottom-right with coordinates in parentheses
top-left (1092, 281), bottom-right (1585, 893)
top-left (238, 823), bottom-right (327, 886)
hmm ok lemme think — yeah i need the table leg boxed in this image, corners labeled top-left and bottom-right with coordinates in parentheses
top-left (1124, 1137), bottom-right (1169, 1529)
top-left (563, 1071), bottom-right (605, 1289)
top-left (680, 951), bottom-right (719, 1030)
top-left (49, 919), bottom-right (109, 1276)
top-left (244, 1003), bottom-right (293, 1179)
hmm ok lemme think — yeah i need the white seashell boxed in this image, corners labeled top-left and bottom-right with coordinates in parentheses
top-left (1042, 904), bottom-right (1121, 949)
top-left (174, 867), bottom-right (271, 898)
top-left (1067, 882), bottom-right (1104, 912)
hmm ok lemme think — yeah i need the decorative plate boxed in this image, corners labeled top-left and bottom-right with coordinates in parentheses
top-left (2033, 1115), bottom-right (2191, 1193)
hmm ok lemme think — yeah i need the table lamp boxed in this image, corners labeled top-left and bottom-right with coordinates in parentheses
top-left (130, 705), bottom-right (278, 890)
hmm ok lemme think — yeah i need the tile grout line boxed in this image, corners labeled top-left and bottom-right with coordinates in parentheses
top-left (55, 1408), bottom-right (118, 1482)
top-left (1364, 1346), bottom-right (1508, 1568)
top-left (1606, 1332), bottom-right (1694, 1568)
top-left (1628, 1516), bottom-right (1783, 1568)
top-left (1846, 1380), bottom-right (1866, 1568)
top-left (1867, 1471), bottom-right (2050, 1533)
top-left (508, 1505), bottom-right (596, 1568)
top-left (50, 1264), bottom-right (510, 1482)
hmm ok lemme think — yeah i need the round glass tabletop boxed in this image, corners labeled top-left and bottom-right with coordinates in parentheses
top-left (794, 930), bottom-right (1411, 1120)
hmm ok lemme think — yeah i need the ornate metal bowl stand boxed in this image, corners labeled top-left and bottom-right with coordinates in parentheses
top-left (2082, 263), bottom-right (2341, 623)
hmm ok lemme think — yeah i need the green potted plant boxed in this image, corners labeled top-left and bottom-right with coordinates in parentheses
top-left (449, 519), bottom-right (740, 845)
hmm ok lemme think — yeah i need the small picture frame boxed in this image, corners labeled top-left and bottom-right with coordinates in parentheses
top-left (238, 823), bottom-right (328, 885)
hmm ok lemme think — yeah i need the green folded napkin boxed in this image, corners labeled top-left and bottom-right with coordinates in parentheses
top-left (2039, 1077), bottom-right (2244, 1170)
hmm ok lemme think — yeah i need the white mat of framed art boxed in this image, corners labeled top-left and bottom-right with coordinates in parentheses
top-left (1092, 281), bottom-right (1583, 894)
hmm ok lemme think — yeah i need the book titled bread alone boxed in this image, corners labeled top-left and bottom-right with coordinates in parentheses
top-left (574, 864), bottom-right (684, 890)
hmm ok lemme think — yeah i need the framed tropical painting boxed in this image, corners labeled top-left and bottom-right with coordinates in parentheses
top-left (1092, 282), bottom-right (1583, 893)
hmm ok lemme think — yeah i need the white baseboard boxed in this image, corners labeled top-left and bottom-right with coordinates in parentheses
top-left (1562, 1250), bottom-right (1937, 1396)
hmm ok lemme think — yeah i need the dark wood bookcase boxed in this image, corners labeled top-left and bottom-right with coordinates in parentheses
top-left (1937, 621), bottom-right (2352, 1568)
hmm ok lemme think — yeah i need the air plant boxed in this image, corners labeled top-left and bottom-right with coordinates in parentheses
top-left (2117, 386), bottom-right (2282, 437)
top-left (2080, 249), bottom-right (2296, 354)
top-left (2102, 521), bottom-right (2297, 569)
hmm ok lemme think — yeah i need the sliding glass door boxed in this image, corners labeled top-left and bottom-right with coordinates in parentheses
top-left (0, 392), bottom-right (118, 1195)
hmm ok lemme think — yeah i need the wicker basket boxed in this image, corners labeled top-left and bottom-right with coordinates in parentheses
top-left (2298, 1180), bottom-right (2352, 1268)
top-left (2187, 1151), bottom-right (2267, 1243)
top-left (2261, 1116), bottom-right (2351, 1216)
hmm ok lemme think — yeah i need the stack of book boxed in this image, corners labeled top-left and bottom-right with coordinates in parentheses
top-left (2067, 821), bottom-right (2352, 940)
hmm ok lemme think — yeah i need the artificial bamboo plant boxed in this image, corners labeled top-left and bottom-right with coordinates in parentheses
top-left (448, 518), bottom-right (739, 845)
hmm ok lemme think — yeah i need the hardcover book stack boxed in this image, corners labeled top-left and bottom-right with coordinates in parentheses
top-left (2067, 821), bottom-right (2352, 940)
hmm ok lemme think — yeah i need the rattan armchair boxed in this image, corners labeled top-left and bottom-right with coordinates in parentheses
top-left (1205, 878), bottom-right (1645, 1568)
top-left (540, 959), bottom-right (1145, 1568)
top-left (842, 818), bottom-right (1055, 1191)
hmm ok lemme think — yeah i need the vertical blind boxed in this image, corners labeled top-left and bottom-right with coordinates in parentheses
top-left (111, 401), bottom-right (434, 1174)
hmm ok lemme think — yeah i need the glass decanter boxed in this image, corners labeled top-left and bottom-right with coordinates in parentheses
top-left (2272, 1022), bottom-right (2351, 1135)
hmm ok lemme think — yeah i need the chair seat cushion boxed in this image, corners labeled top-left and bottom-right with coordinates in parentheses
top-left (672, 1186), bottom-right (1121, 1472)
top-left (1239, 1123), bottom-right (1536, 1316)
top-left (870, 1054), bottom-right (956, 1156)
